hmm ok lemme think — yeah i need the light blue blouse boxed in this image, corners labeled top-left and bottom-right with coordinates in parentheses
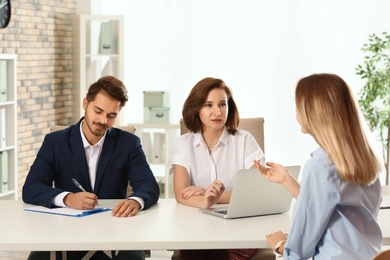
top-left (284, 147), bottom-right (382, 260)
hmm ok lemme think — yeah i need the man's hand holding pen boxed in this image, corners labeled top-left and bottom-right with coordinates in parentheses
top-left (63, 192), bottom-right (99, 210)
top-left (66, 177), bottom-right (99, 209)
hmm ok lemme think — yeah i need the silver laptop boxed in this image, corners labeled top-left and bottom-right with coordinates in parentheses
top-left (201, 166), bottom-right (301, 219)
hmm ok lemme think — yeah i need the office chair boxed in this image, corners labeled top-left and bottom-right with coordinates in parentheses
top-left (173, 117), bottom-right (274, 260)
top-left (372, 249), bottom-right (390, 260)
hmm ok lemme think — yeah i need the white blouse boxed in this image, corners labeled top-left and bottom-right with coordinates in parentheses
top-left (171, 128), bottom-right (265, 191)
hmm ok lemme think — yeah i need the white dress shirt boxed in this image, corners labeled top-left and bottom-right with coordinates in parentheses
top-left (171, 128), bottom-right (265, 191)
top-left (80, 125), bottom-right (105, 190)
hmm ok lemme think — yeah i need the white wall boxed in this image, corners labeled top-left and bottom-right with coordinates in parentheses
top-left (84, 0), bottom-right (390, 180)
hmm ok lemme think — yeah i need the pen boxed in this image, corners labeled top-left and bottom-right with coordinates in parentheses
top-left (380, 206), bottom-right (390, 210)
top-left (72, 178), bottom-right (99, 206)
top-left (72, 178), bottom-right (87, 192)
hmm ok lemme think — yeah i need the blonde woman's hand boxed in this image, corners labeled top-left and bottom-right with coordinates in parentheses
top-left (200, 180), bottom-right (225, 209)
top-left (266, 230), bottom-right (288, 256)
top-left (254, 160), bottom-right (290, 184)
top-left (181, 186), bottom-right (206, 200)
top-left (254, 160), bottom-right (301, 198)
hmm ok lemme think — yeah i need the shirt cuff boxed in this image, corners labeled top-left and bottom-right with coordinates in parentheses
top-left (52, 191), bottom-right (71, 207)
top-left (54, 193), bottom-right (145, 210)
top-left (128, 196), bottom-right (145, 210)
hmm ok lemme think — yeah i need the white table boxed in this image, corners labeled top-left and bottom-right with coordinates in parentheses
top-left (0, 198), bottom-right (389, 253)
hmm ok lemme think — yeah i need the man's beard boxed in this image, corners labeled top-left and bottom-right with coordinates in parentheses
top-left (85, 116), bottom-right (107, 137)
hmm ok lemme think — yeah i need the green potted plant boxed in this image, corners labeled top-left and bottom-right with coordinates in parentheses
top-left (355, 32), bottom-right (390, 185)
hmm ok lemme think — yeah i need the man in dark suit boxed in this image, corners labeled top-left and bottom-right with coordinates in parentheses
top-left (23, 76), bottom-right (159, 260)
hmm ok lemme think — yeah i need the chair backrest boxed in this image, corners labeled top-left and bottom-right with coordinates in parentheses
top-left (50, 125), bottom-right (68, 132)
top-left (372, 249), bottom-right (390, 260)
top-left (179, 117), bottom-right (265, 152)
top-left (50, 124), bottom-right (136, 196)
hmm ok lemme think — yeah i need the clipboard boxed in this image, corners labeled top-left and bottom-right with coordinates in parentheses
top-left (24, 205), bottom-right (111, 217)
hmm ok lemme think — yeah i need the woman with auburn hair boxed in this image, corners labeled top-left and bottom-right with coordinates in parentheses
top-left (171, 77), bottom-right (271, 259)
top-left (255, 73), bottom-right (383, 259)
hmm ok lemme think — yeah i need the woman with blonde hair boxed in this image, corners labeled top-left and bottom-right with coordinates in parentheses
top-left (255, 73), bottom-right (383, 259)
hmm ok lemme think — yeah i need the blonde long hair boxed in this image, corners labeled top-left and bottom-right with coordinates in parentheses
top-left (295, 73), bottom-right (382, 185)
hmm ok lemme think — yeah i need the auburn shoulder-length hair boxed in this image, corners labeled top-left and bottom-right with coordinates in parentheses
top-left (182, 77), bottom-right (240, 134)
top-left (295, 73), bottom-right (382, 185)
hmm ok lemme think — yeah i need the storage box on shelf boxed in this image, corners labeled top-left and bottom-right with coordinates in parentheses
top-left (144, 107), bottom-right (170, 124)
top-left (131, 123), bottom-right (179, 198)
top-left (73, 15), bottom-right (124, 125)
top-left (0, 54), bottom-right (17, 200)
top-left (143, 91), bottom-right (170, 124)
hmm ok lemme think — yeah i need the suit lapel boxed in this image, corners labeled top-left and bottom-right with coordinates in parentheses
top-left (69, 124), bottom-right (93, 192)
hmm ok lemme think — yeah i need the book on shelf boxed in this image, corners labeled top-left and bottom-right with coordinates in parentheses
top-left (101, 59), bottom-right (113, 76)
top-left (99, 22), bottom-right (113, 54)
top-left (0, 108), bottom-right (6, 148)
top-left (141, 132), bottom-right (152, 162)
top-left (0, 150), bottom-right (8, 193)
top-left (0, 60), bottom-right (7, 102)
top-left (152, 132), bottom-right (165, 163)
top-left (86, 60), bottom-right (102, 86)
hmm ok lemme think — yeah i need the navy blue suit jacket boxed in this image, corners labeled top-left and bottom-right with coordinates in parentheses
top-left (22, 119), bottom-right (159, 209)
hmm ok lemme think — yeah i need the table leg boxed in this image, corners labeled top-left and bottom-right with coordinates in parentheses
top-left (49, 251), bottom-right (67, 260)
top-left (81, 251), bottom-right (97, 260)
